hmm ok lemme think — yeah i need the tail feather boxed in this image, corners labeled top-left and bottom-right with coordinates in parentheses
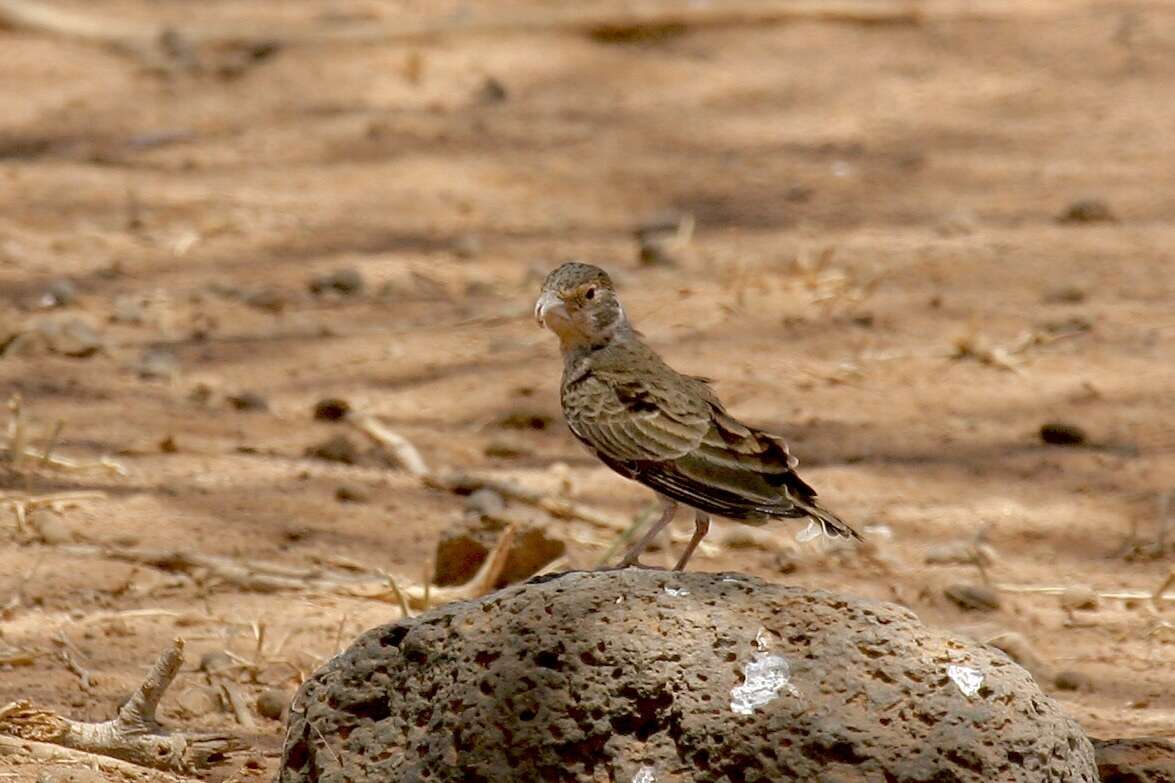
top-left (793, 496), bottom-right (862, 541)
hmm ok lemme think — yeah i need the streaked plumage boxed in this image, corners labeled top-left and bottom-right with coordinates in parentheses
top-left (535, 262), bottom-right (859, 570)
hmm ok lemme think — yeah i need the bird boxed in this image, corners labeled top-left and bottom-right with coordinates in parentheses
top-left (534, 261), bottom-right (860, 571)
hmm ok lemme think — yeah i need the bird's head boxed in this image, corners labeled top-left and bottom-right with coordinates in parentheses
top-left (535, 262), bottom-right (629, 349)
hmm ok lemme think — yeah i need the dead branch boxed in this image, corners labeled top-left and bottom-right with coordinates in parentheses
top-left (996, 581), bottom-right (1175, 605)
top-left (949, 327), bottom-right (1088, 374)
top-left (56, 642), bottom-right (96, 692)
top-left (56, 523), bottom-right (517, 609)
top-left (0, 1), bottom-right (921, 55)
top-left (0, 639), bottom-right (242, 774)
top-left (426, 471), bottom-right (630, 532)
top-left (0, 649), bottom-right (35, 667)
top-left (1155, 570), bottom-right (1175, 611)
top-left (0, 733), bottom-right (192, 782)
top-left (216, 682), bottom-right (255, 730)
top-left (1, 491), bottom-right (108, 535)
top-left (349, 414), bottom-right (429, 477)
top-left (2, 394), bottom-right (127, 477)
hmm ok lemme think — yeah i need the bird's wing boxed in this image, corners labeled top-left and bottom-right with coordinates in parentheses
top-left (563, 344), bottom-right (858, 538)
top-left (640, 407), bottom-right (818, 513)
top-left (562, 370), bottom-right (710, 463)
top-left (639, 408), bottom-right (859, 538)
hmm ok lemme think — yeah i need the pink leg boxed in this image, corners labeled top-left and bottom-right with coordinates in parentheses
top-left (618, 497), bottom-right (678, 568)
top-left (672, 511), bottom-right (710, 571)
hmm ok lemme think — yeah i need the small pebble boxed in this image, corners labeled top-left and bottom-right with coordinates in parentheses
top-left (451, 233), bottom-right (482, 259)
top-left (987, 632), bottom-right (1048, 676)
top-left (199, 650), bottom-right (234, 674)
top-left (1053, 670), bottom-right (1091, 692)
top-left (924, 541), bottom-right (998, 567)
top-left (245, 288), bottom-right (287, 313)
top-left (176, 685), bottom-right (221, 717)
top-left (137, 348), bottom-right (180, 380)
top-left (494, 410), bottom-right (552, 430)
top-left (227, 391), bottom-right (269, 412)
top-left (313, 398), bottom-right (351, 421)
top-left (637, 238), bottom-right (678, 267)
top-left (944, 583), bottom-right (1001, 612)
top-left (1040, 422), bottom-right (1087, 446)
top-left (188, 382), bottom-right (215, 405)
top-left (484, 439), bottom-right (532, 459)
top-left (40, 279), bottom-right (77, 308)
top-left (309, 268), bottom-right (365, 297)
top-left (32, 316), bottom-right (104, 357)
top-left (305, 434), bottom-right (359, 464)
top-left (256, 688), bottom-right (290, 720)
top-left (1041, 285), bottom-right (1086, 305)
top-left (1038, 316), bottom-right (1093, 335)
top-left (464, 280), bottom-right (494, 297)
top-left (111, 294), bottom-right (148, 323)
top-left (464, 488), bottom-right (505, 518)
top-left (335, 484), bottom-right (369, 503)
top-left (473, 76), bottom-right (509, 104)
top-left (159, 435), bottom-right (179, 453)
top-left (35, 515), bottom-right (74, 545)
top-left (773, 551), bottom-right (799, 574)
top-left (1057, 198), bottom-right (1115, 224)
top-left (1059, 586), bottom-right (1100, 612)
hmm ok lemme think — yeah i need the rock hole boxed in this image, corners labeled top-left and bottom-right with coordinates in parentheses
top-left (284, 738), bottom-right (308, 772)
top-left (534, 649), bottom-right (563, 670)
top-left (380, 626), bottom-right (409, 647)
top-left (802, 740), bottom-right (865, 765)
top-left (946, 748), bottom-right (985, 774)
top-left (474, 650), bottom-right (500, 668)
top-left (342, 696), bottom-right (390, 722)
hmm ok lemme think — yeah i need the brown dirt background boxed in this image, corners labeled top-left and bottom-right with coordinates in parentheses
top-left (1, 1), bottom-right (1173, 780)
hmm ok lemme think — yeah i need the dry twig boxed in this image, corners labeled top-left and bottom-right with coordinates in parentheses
top-left (426, 471), bottom-right (630, 532)
top-left (0, 639), bottom-right (242, 774)
top-left (1, 491), bottom-right (107, 535)
top-left (950, 327), bottom-right (1088, 373)
top-left (3, 395), bottom-right (127, 477)
top-left (0, 734), bottom-right (192, 782)
top-left (996, 580), bottom-right (1175, 606)
top-left (0, 1), bottom-right (922, 57)
top-left (56, 524), bottom-right (517, 610)
top-left (349, 414), bottom-right (429, 477)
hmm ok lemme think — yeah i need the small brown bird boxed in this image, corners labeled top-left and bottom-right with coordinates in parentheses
top-left (535, 262), bottom-right (859, 570)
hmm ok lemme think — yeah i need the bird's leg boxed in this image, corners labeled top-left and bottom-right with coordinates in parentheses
top-left (617, 497), bottom-right (678, 568)
top-left (672, 511), bottom-right (711, 571)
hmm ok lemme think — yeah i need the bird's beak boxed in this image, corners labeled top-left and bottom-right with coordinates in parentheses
top-left (534, 290), bottom-right (566, 329)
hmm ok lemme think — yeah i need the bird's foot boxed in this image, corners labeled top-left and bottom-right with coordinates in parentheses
top-left (594, 559), bottom-right (665, 572)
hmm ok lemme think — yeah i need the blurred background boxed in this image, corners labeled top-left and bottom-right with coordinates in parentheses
top-left (0, 0), bottom-right (1172, 777)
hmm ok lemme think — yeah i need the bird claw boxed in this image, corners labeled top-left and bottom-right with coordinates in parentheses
top-left (595, 560), bottom-right (665, 572)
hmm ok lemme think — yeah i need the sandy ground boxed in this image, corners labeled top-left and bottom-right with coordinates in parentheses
top-left (1, 1), bottom-right (1173, 780)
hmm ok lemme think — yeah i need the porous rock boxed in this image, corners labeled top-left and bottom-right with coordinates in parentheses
top-left (279, 571), bottom-right (1096, 783)
top-left (1092, 737), bottom-right (1175, 783)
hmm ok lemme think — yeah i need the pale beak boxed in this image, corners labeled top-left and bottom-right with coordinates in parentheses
top-left (534, 290), bottom-right (566, 329)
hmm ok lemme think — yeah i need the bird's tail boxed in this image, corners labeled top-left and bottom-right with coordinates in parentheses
top-left (794, 497), bottom-right (862, 541)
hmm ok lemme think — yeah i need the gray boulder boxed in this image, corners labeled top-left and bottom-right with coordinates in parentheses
top-left (279, 570), bottom-right (1097, 783)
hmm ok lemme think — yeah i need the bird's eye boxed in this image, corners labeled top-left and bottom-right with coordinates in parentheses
top-left (584, 287), bottom-right (596, 300)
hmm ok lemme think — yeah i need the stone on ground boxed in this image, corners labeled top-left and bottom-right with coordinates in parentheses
top-left (279, 570), bottom-right (1097, 783)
